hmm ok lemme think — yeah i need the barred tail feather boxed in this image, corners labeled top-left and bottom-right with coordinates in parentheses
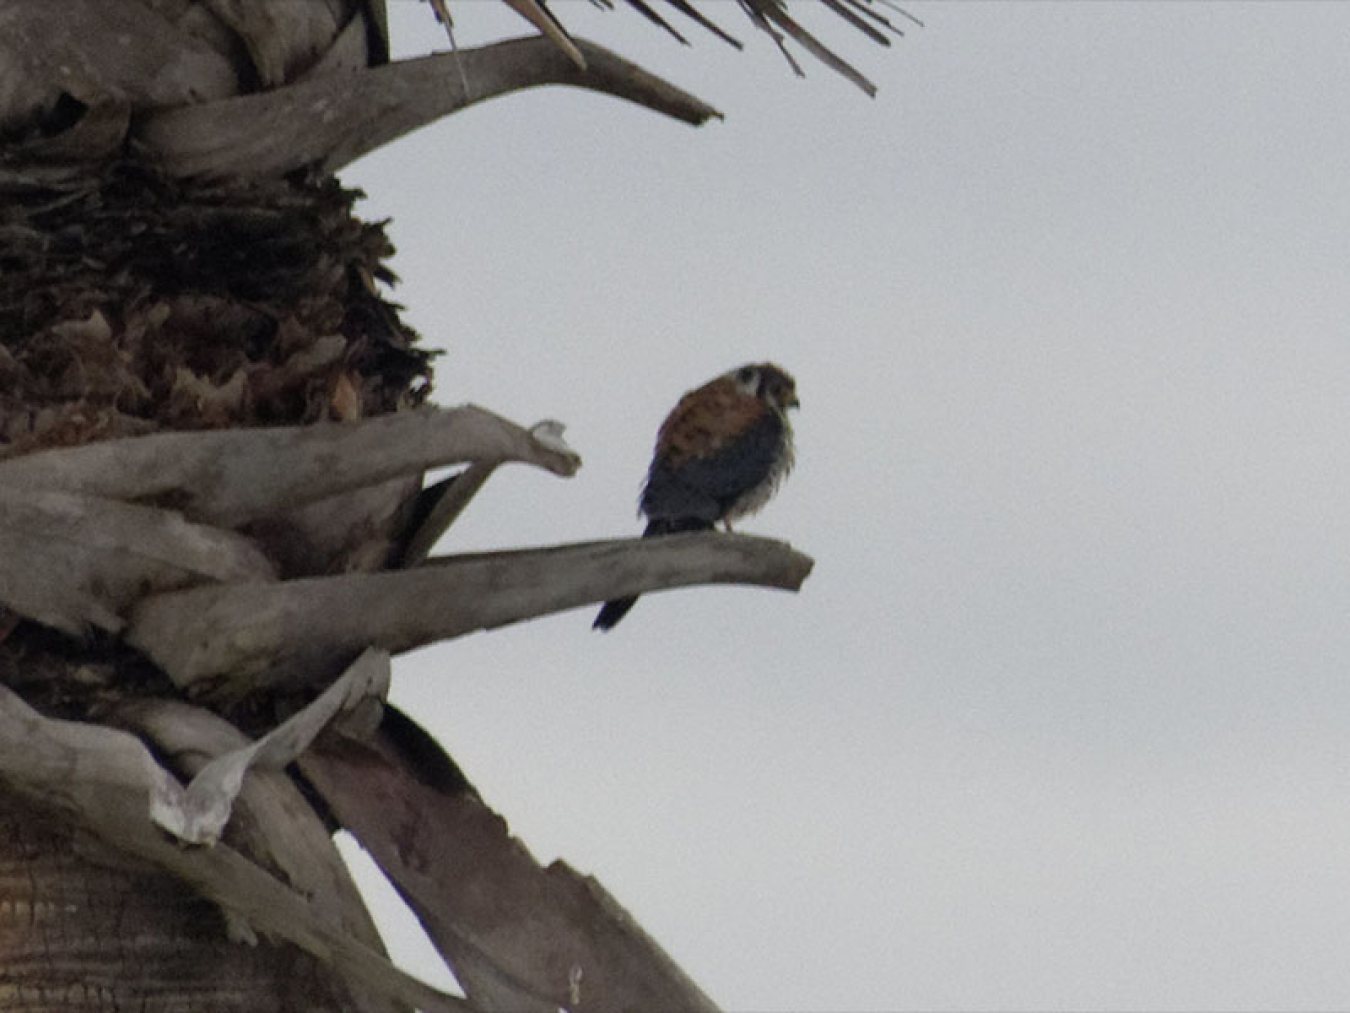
top-left (592, 594), bottom-right (638, 631)
top-left (592, 516), bottom-right (714, 631)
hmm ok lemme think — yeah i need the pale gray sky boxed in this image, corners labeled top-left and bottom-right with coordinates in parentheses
top-left (342, 3), bottom-right (1350, 1009)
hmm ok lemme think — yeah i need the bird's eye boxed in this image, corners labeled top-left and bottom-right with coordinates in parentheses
top-left (736, 367), bottom-right (756, 387)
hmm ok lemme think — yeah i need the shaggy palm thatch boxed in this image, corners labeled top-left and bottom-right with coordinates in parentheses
top-left (0, 167), bottom-right (428, 448)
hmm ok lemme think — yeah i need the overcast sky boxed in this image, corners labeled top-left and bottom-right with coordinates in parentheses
top-left (341, 3), bottom-right (1350, 1009)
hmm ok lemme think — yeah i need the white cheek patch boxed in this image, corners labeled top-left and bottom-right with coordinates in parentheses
top-left (730, 370), bottom-right (758, 396)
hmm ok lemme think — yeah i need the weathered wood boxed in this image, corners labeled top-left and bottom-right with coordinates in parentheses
top-left (113, 687), bottom-right (389, 929)
top-left (0, 681), bottom-right (471, 1013)
top-left (200, 0), bottom-right (349, 87)
top-left (501, 0), bottom-right (588, 69)
top-left (302, 722), bottom-right (721, 1013)
top-left (128, 533), bottom-right (814, 697)
top-left (0, 2), bottom-right (238, 134)
top-left (136, 37), bottom-right (721, 179)
top-left (252, 474), bottom-right (422, 577)
top-left (0, 406), bottom-right (579, 528)
top-left (112, 695), bottom-right (402, 1013)
top-left (10, 97), bottom-right (132, 162)
top-left (372, 423), bottom-right (577, 574)
top-left (0, 0), bottom-right (897, 155)
top-left (0, 488), bottom-right (274, 635)
top-left (135, 648), bottom-right (389, 846)
top-left (302, 2), bottom-right (379, 81)
top-left (391, 463), bottom-right (498, 568)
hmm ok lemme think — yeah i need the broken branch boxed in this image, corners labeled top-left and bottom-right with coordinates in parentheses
top-left (136, 37), bottom-right (720, 179)
top-left (0, 406), bottom-right (579, 528)
top-left (129, 533), bottom-right (813, 698)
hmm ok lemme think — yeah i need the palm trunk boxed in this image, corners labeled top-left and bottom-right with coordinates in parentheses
top-left (0, 791), bottom-right (386, 1012)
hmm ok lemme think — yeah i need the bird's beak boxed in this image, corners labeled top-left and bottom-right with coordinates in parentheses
top-left (786, 393), bottom-right (800, 410)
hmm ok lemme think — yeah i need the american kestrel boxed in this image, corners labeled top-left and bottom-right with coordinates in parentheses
top-left (593, 362), bottom-right (799, 631)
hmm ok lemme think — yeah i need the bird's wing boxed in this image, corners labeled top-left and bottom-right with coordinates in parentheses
top-left (642, 408), bottom-right (785, 520)
top-left (653, 377), bottom-right (759, 467)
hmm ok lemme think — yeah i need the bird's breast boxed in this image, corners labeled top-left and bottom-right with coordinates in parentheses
top-left (722, 415), bottom-right (794, 523)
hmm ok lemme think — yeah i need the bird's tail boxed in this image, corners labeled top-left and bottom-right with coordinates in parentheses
top-left (592, 517), bottom-right (714, 631)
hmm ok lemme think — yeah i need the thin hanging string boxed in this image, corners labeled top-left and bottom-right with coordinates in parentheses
top-left (428, 0), bottom-right (474, 102)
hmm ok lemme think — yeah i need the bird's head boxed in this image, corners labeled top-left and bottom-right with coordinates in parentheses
top-left (730, 362), bottom-right (799, 412)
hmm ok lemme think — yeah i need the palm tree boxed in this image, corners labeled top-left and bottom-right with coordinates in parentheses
top-left (0, 2), bottom-right (900, 1007)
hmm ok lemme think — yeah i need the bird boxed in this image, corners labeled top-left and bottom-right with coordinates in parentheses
top-left (593, 362), bottom-right (799, 631)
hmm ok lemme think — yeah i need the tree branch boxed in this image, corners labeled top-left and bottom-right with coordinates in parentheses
top-left (389, 463), bottom-right (499, 568)
top-left (133, 648), bottom-right (390, 846)
top-left (0, 488), bottom-right (274, 635)
top-left (302, 720), bottom-right (720, 1012)
top-left (128, 533), bottom-right (813, 698)
top-left (136, 36), bottom-right (721, 179)
top-left (0, 406), bottom-right (579, 528)
top-left (110, 695), bottom-right (399, 1002)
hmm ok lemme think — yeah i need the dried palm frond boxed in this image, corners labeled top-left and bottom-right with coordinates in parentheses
top-left (470, 0), bottom-right (923, 95)
top-left (1, 0), bottom-right (910, 183)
